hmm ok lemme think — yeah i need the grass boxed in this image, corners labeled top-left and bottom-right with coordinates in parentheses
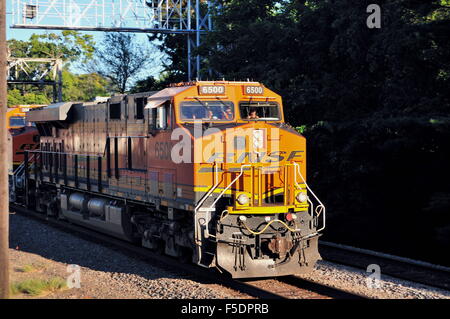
top-left (10, 277), bottom-right (67, 296)
top-left (16, 264), bottom-right (45, 273)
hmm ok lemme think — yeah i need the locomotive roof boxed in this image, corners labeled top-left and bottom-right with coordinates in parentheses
top-left (25, 81), bottom-right (270, 123)
top-left (26, 101), bottom-right (80, 123)
top-left (145, 86), bottom-right (191, 109)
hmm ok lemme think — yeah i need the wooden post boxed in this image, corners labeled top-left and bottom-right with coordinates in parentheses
top-left (24, 151), bottom-right (29, 207)
top-left (0, 0), bottom-right (10, 299)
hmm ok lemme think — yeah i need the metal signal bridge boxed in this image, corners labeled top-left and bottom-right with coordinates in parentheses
top-left (11, 0), bottom-right (213, 80)
top-left (7, 57), bottom-right (63, 102)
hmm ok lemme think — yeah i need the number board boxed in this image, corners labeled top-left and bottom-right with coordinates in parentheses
top-left (198, 85), bottom-right (226, 95)
top-left (243, 86), bottom-right (264, 95)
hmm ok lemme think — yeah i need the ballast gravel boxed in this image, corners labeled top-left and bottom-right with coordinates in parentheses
top-left (9, 213), bottom-right (239, 299)
top-left (296, 260), bottom-right (450, 299)
top-left (8, 212), bottom-right (450, 299)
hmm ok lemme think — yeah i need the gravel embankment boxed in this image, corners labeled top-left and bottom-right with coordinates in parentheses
top-left (297, 260), bottom-right (450, 299)
top-left (9, 212), bottom-right (242, 299)
top-left (9, 212), bottom-right (450, 299)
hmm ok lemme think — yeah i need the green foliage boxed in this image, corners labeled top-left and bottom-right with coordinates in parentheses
top-left (16, 264), bottom-right (45, 273)
top-left (7, 88), bottom-right (51, 106)
top-left (197, 0), bottom-right (449, 125)
top-left (295, 125), bottom-right (307, 134)
top-left (8, 31), bottom-right (95, 64)
top-left (89, 32), bottom-right (154, 93)
top-left (62, 70), bottom-right (110, 101)
top-left (129, 74), bottom-right (170, 93)
top-left (306, 115), bottom-right (450, 256)
top-left (7, 69), bottom-right (110, 106)
top-left (10, 277), bottom-right (67, 296)
top-left (7, 32), bottom-right (110, 105)
top-left (147, 33), bottom-right (190, 83)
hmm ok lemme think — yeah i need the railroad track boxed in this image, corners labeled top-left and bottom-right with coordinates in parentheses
top-left (319, 241), bottom-right (450, 291)
top-left (242, 275), bottom-right (363, 299)
top-left (10, 204), bottom-right (363, 299)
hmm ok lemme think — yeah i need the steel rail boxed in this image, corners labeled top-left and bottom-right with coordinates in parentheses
top-left (319, 240), bottom-right (450, 291)
top-left (10, 203), bottom-right (364, 299)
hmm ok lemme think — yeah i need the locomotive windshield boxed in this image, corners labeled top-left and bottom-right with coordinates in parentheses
top-left (239, 102), bottom-right (281, 121)
top-left (180, 100), bottom-right (235, 121)
top-left (9, 116), bottom-right (26, 127)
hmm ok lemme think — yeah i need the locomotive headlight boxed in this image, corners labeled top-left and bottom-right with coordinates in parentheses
top-left (237, 193), bottom-right (249, 205)
top-left (296, 192), bottom-right (308, 203)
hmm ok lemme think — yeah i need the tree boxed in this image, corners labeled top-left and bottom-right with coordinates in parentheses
top-left (89, 32), bottom-right (157, 93)
top-left (7, 88), bottom-right (51, 106)
top-left (7, 31), bottom-right (99, 105)
top-left (8, 31), bottom-right (95, 66)
top-left (148, 33), bottom-right (189, 83)
top-left (129, 74), bottom-right (168, 93)
top-left (62, 70), bottom-right (110, 102)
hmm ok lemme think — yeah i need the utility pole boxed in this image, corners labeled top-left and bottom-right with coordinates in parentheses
top-left (0, 0), bottom-right (9, 299)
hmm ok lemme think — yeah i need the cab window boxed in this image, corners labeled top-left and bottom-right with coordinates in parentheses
top-left (156, 105), bottom-right (167, 129)
top-left (180, 101), bottom-right (234, 121)
top-left (239, 102), bottom-right (280, 121)
top-left (9, 116), bottom-right (26, 127)
top-left (149, 102), bottom-right (171, 130)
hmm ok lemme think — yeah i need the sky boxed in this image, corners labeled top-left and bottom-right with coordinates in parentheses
top-left (6, 0), bottom-right (165, 77)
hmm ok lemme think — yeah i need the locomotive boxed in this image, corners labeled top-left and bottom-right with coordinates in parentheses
top-left (11, 81), bottom-right (325, 278)
top-left (7, 105), bottom-right (42, 168)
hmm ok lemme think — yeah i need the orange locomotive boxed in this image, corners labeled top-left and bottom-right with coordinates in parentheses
top-left (7, 105), bottom-right (42, 167)
top-left (14, 81), bottom-right (325, 278)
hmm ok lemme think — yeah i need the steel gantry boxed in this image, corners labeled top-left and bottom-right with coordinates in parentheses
top-left (7, 57), bottom-right (63, 102)
top-left (11, 0), bottom-right (213, 80)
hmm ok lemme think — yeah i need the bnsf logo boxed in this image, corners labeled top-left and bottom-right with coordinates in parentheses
top-left (206, 150), bottom-right (303, 163)
top-left (15, 143), bottom-right (39, 155)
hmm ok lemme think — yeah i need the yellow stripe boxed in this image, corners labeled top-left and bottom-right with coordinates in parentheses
top-left (193, 184), bottom-right (306, 199)
top-left (227, 205), bottom-right (308, 215)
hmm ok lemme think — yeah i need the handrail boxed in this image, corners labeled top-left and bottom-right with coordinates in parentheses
top-left (13, 153), bottom-right (35, 177)
top-left (27, 150), bottom-right (101, 157)
top-left (293, 162), bottom-right (326, 232)
top-left (194, 163), bottom-right (220, 266)
top-left (194, 163), bottom-right (250, 248)
top-left (195, 162), bottom-right (220, 212)
top-left (208, 164), bottom-right (251, 210)
top-left (11, 153), bottom-right (36, 201)
top-left (193, 163), bottom-right (218, 265)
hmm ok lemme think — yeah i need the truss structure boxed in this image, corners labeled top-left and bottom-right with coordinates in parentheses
top-left (7, 57), bottom-right (63, 102)
top-left (11, 0), bottom-right (213, 80)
